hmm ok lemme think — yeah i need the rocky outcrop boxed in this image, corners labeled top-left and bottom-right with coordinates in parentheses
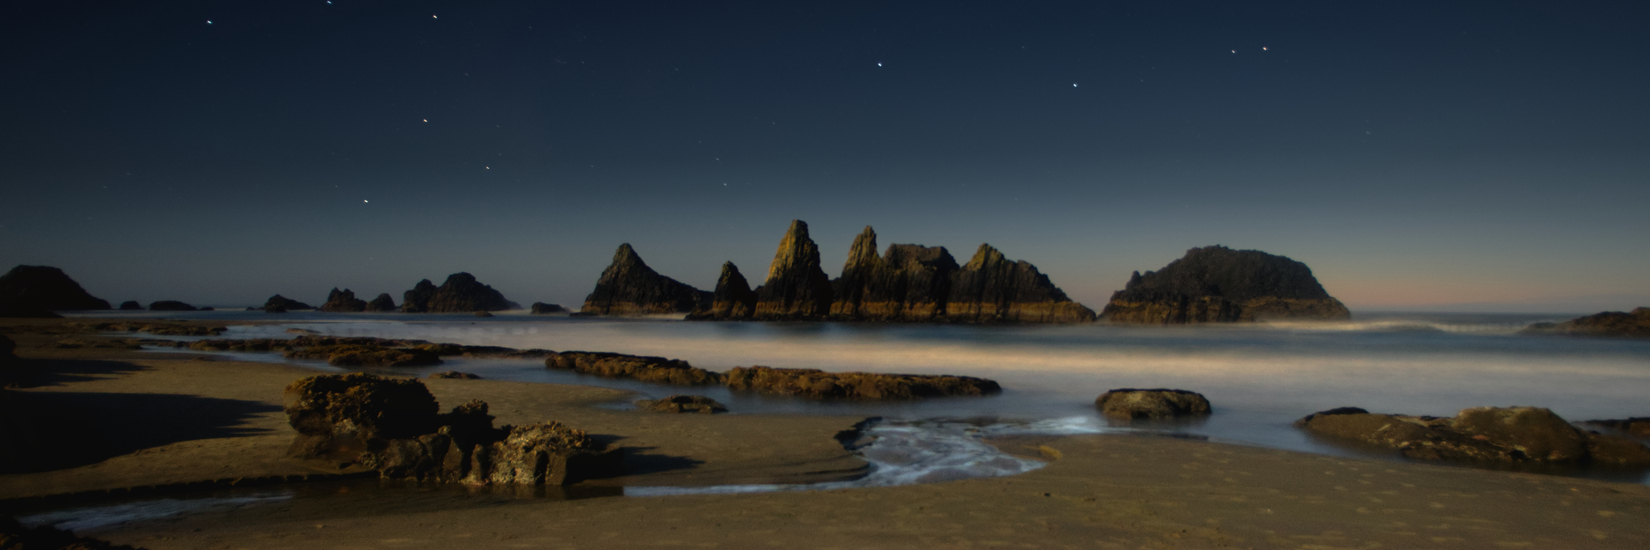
top-left (686, 262), bottom-right (760, 320)
top-left (944, 244), bottom-right (1096, 323)
top-left (321, 288), bottom-right (369, 312)
top-left (545, 351), bottom-right (723, 385)
top-left (147, 300), bottom-right (198, 311)
top-left (118, 300), bottom-right (142, 310)
top-left (827, 228), bottom-right (957, 321)
top-left (1296, 406), bottom-right (1650, 467)
top-left (285, 342), bottom-right (443, 367)
top-left (1102, 246), bottom-right (1351, 324)
top-left (365, 293), bottom-right (397, 312)
top-left (580, 244), bottom-right (710, 315)
top-left (530, 302), bottom-right (567, 314)
top-left (752, 220), bottom-right (835, 320)
top-left (285, 374), bottom-right (619, 485)
top-left (1096, 389), bottom-right (1212, 419)
top-left (1522, 308), bottom-right (1650, 339)
top-left (636, 395), bottom-right (728, 414)
top-left (724, 366), bottom-right (1001, 400)
top-left (0, 265), bottom-right (110, 312)
top-left (262, 294), bottom-right (314, 313)
top-left (402, 273), bottom-right (518, 313)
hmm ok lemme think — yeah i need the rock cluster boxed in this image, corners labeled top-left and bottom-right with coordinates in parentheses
top-left (1102, 246), bottom-right (1351, 324)
top-left (688, 222), bottom-right (1093, 323)
top-left (545, 351), bottom-right (723, 385)
top-left (1521, 308), bottom-right (1650, 339)
top-left (0, 265), bottom-right (110, 316)
top-left (530, 302), bottom-right (568, 314)
top-left (580, 244), bottom-right (710, 315)
top-left (723, 366), bottom-right (1001, 400)
top-left (147, 300), bottom-right (198, 311)
top-left (1095, 389), bottom-right (1212, 419)
top-left (261, 294), bottom-right (314, 313)
top-left (1295, 406), bottom-right (1650, 467)
top-left (401, 273), bottom-right (519, 313)
top-left (320, 288), bottom-right (369, 312)
top-left (285, 373), bottom-right (619, 485)
top-left (635, 395), bottom-right (728, 414)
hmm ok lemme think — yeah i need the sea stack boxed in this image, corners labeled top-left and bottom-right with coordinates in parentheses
top-left (0, 265), bottom-right (111, 315)
top-left (1101, 245), bottom-right (1350, 324)
top-left (827, 227), bottom-right (960, 321)
top-left (752, 220), bottom-right (834, 320)
top-left (944, 244), bottom-right (1097, 323)
top-left (365, 293), bottom-right (398, 312)
top-left (580, 244), bottom-right (710, 315)
top-left (686, 262), bottom-right (759, 320)
top-left (320, 288), bottom-right (369, 312)
top-left (401, 273), bottom-right (518, 313)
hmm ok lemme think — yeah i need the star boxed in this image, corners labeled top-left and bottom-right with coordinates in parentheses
top-left (1072, 83), bottom-right (1078, 87)
top-left (1262, 47), bottom-right (1268, 51)
top-left (206, 20), bottom-right (213, 25)
top-left (432, 15), bottom-right (438, 19)
top-left (422, 119), bottom-right (428, 122)
top-left (363, 200), bottom-right (369, 203)
top-left (877, 62), bottom-right (882, 67)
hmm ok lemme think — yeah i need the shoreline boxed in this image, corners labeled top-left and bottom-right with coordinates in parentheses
top-left (5, 317), bottom-right (1650, 547)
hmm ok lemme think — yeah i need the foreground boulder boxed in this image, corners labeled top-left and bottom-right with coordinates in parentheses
top-left (545, 351), bottom-right (722, 385)
top-left (724, 366), bottom-right (1001, 400)
top-left (1096, 389), bottom-right (1212, 419)
top-left (1295, 406), bottom-right (1650, 467)
top-left (636, 395), bottom-right (728, 414)
top-left (147, 300), bottom-right (198, 311)
top-left (0, 265), bottom-right (110, 312)
top-left (320, 288), bottom-right (369, 312)
top-left (580, 244), bottom-right (710, 315)
top-left (1522, 308), bottom-right (1650, 339)
top-left (286, 374), bottom-right (619, 485)
top-left (1102, 246), bottom-right (1350, 324)
top-left (401, 273), bottom-right (519, 313)
top-left (530, 302), bottom-right (567, 314)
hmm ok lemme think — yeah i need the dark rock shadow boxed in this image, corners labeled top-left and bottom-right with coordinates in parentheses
top-left (1, 389), bottom-right (282, 474)
top-left (617, 445), bottom-right (704, 476)
top-left (13, 358), bottom-right (152, 388)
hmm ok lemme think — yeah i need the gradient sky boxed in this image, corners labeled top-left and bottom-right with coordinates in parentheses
top-left (3, 1), bottom-right (1647, 313)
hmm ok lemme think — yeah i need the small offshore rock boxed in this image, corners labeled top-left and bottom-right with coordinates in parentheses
top-left (1095, 389), bottom-right (1213, 419)
top-left (365, 293), bottom-right (398, 312)
top-left (530, 302), bottom-right (568, 314)
top-left (637, 395), bottom-right (728, 414)
top-left (1521, 308), bottom-right (1650, 339)
top-left (147, 300), bottom-right (198, 311)
top-left (262, 294), bottom-right (315, 311)
top-left (320, 288), bottom-right (369, 312)
top-left (1102, 245), bottom-right (1350, 324)
top-left (118, 300), bottom-right (142, 310)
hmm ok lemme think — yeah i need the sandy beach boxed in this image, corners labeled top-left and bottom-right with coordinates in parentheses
top-left (4, 318), bottom-right (1649, 549)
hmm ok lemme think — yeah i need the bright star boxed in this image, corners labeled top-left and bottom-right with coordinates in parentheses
top-left (363, 200), bottom-right (369, 203)
top-left (877, 62), bottom-right (882, 67)
top-left (432, 15), bottom-right (438, 18)
top-left (206, 20), bottom-right (212, 25)
top-left (422, 119), bottom-right (428, 122)
top-left (1262, 47), bottom-right (1268, 51)
top-left (1072, 83), bottom-right (1078, 87)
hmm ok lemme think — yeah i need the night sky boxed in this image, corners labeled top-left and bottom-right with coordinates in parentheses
top-left (4, 1), bottom-right (1647, 313)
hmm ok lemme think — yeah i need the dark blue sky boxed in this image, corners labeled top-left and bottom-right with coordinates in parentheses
top-left (3, 1), bottom-right (1647, 312)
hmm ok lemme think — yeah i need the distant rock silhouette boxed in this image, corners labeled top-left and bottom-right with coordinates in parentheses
top-left (320, 288), bottom-right (369, 312)
top-left (579, 244), bottom-right (710, 315)
top-left (752, 220), bottom-right (835, 319)
top-left (402, 273), bottom-right (518, 313)
top-left (1521, 308), bottom-right (1650, 339)
top-left (118, 301), bottom-right (142, 310)
top-left (0, 265), bottom-right (110, 314)
top-left (262, 294), bottom-right (315, 312)
top-left (1102, 246), bottom-right (1350, 324)
top-left (685, 262), bottom-right (759, 320)
top-left (365, 293), bottom-right (397, 312)
top-left (943, 244), bottom-right (1096, 323)
top-left (530, 302), bottom-right (567, 314)
top-left (147, 300), bottom-right (198, 311)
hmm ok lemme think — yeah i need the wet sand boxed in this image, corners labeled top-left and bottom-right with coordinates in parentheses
top-left (4, 318), bottom-right (1650, 548)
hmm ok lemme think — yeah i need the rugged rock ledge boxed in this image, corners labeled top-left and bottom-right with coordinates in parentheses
top-left (724, 366), bottom-right (1001, 400)
top-left (1521, 308), bottom-right (1650, 339)
top-left (401, 273), bottom-right (519, 313)
top-left (545, 351), bottom-right (724, 385)
top-left (636, 395), bottom-right (728, 414)
top-left (580, 244), bottom-right (710, 315)
top-left (1295, 406), bottom-right (1650, 467)
top-left (944, 244), bottom-right (1096, 323)
top-left (0, 265), bottom-right (110, 315)
top-left (1102, 245), bottom-right (1350, 324)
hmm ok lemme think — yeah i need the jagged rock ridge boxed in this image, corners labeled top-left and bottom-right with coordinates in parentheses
top-left (580, 244), bottom-right (710, 315)
top-left (402, 273), bottom-right (518, 313)
top-left (321, 288), bottom-right (368, 312)
top-left (1102, 245), bottom-right (1350, 324)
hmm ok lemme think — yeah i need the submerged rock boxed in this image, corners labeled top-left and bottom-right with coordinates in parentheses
top-left (402, 273), bottom-right (518, 313)
top-left (0, 265), bottom-right (111, 312)
top-left (752, 220), bottom-right (835, 320)
top-left (1295, 406), bottom-right (1650, 467)
top-left (530, 302), bottom-right (568, 314)
top-left (321, 288), bottom-right (369, 312)
top-left (686, 262), bottom-right (759, 320)
top-left (580, 244), bottom-right (710, 315)
top-left (1521, 308), bottom-right (1650, 339)
top-left (365, 293), bottom-right (397, 312)
top-left (545, 351), bottom-right (723, 385)
top-left (724, 366), bottom-right (1001, 400)
top-left (1102, 246), bottom-right (1351, 324)
top-left (636, 395), bottom-right (728, 414)
top-left (147, 300), bottom-right (198, 311)
top-left (1095, 389), bottom-right (1212, 419)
